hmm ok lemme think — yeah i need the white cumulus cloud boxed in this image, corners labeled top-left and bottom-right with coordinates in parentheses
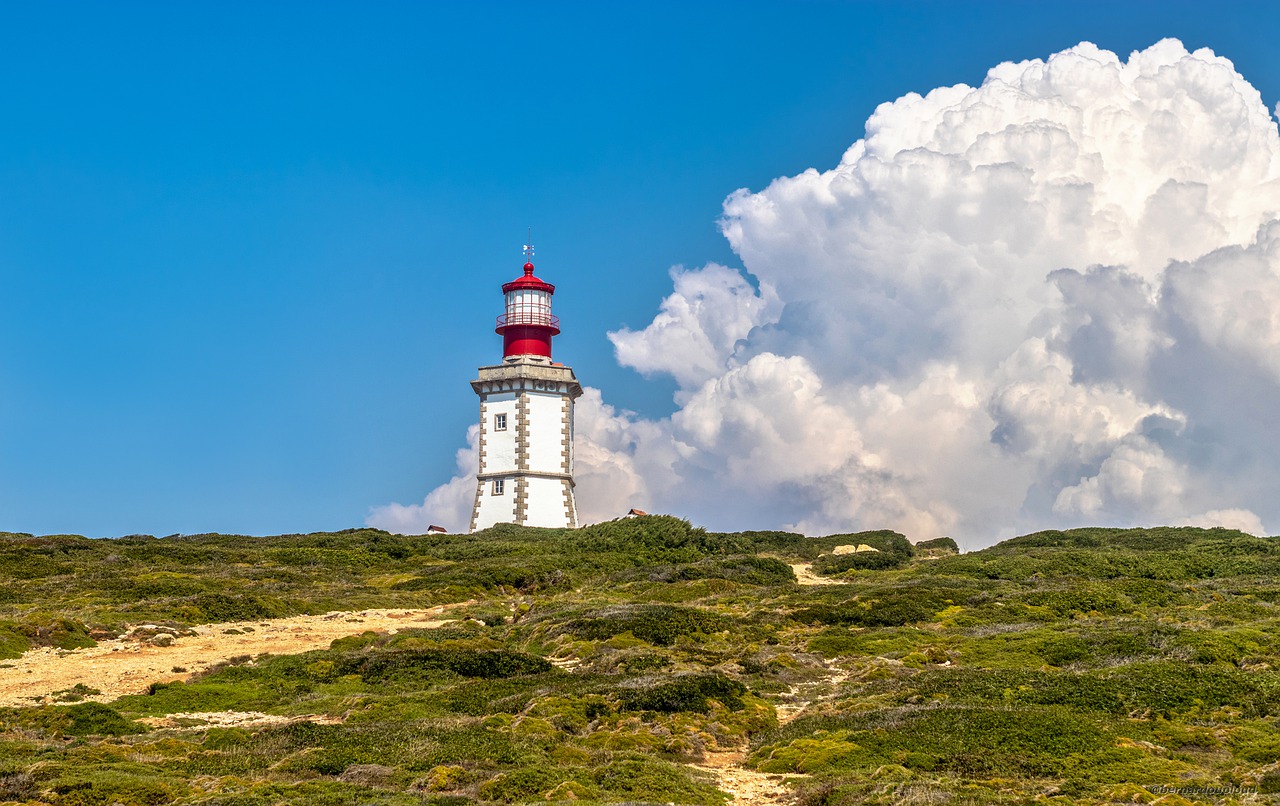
top-left (608, 263), bottom-right (781, 394)
top-left (374, 39), bottom-right (1280, 547)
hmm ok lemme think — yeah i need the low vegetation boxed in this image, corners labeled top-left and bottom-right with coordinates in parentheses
top-left (1, 518), bottom-right (1278, 804)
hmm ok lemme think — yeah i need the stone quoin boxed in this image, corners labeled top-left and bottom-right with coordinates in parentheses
top-left (469, 246), bottom-right (583, 532)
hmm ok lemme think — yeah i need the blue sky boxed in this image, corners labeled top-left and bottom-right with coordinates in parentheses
top-left (3, 2), bottom-right (1279, 537)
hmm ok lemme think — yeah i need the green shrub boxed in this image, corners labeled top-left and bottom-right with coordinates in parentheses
top-left (795, 583), bottom-right (967, 627)
top-left (592, 758), bottom-right (727, 804)
top-left (915, 537), bottom-right (959, 553)
top-left (567, 605), bottom-right (729, 646)
top-left (753, 705), bottom-right (1111, 778)
top-left (51, 773), bottom-right (179, 806)
top-left (0, 618), bottom-right (95, 655)
top-left (618, 674), bottom-right (747, 713)
top-left (393, 561), bottom-right (570, 594)
top-left (191, 593), bottom-right (287, 622)
top-left (812, 551), bottom-right (906, 573)
top-left (203, 727), bottom-right (252, 750)
top-left (51, 683), bottom-right (102, 702)
top-left (340, 649), bottom-right (554, 682)
top-left (10, 523), bottom-right (1280, 806)
top-left (866, 663), bottom-right (1280, 718)
top-left (659, 555), bottom-right (795, 586)
top-left (1020, 586), bottom-right (1132, 617)
top-left (478, 767), bottom-right (570, 802)
top-left (112, 574), bottom-right (208, 600)
top-left (329, 630), bottom-right (384, 652)
top-left (1111, 578), bottom-right (1187, 607)
top-left (619, 652), bottom-right (674, 673)
top-left (0, 624), bottom-right (30, 659)
top-left (59, 703), bottom-right (147, 736)
top-left (1038, 634), bottom-right (1093, 666)
top-left (929, 528), bottom-right (1280, 583)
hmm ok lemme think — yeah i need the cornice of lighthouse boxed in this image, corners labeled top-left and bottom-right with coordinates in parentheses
top-left (470, 357), bottom-right (583, 399)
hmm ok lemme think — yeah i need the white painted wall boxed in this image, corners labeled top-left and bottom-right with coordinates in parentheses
top-left (525, 392), bottom-right (565, 474)
top-left (482, 392), bottom-right (517, 474)
top-left (474, 477), bottom-right (516, 530)
top-left (524, 476), bottom-right (568, 527)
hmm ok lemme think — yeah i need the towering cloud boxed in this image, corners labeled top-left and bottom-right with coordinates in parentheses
top-left (372, 40), bottom-right (1280, 547)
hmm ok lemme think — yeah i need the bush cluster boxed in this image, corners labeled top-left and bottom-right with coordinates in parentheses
top-left (795, 582), bottom-right (970, 627)
top-left (339, 649), bottom-right (554, 682)
top-left (566, 604), bottom-right (730, 646)
top-left (617, 674), bottom-right (747, 713)
top-left (650, 555), bottom-right (795, 586)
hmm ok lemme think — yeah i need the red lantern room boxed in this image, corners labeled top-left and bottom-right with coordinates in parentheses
top-left (495, 244), bottom-right (560, 359)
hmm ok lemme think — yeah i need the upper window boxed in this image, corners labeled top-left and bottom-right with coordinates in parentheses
top-left (492, 479), bottom-right (505, 495)
top-left (494, 413), bottom-right (508, 431)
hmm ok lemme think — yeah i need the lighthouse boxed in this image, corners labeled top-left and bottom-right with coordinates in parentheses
top-left (469, 244), bottom-right (583, 532)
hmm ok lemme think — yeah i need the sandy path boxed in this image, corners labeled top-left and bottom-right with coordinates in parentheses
top-left (688, 661), bottom-right (851, 805)
top-left (692, 750), bottom-right (799, 805)
top-left (0, 607), bottom-right (460, 707)
top-left (790, 562), bottom-right (848, 586)
top-left (671, 559), bottom-right (852, 804)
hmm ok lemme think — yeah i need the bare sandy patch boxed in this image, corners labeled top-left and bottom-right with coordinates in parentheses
top-left (692, 750), bottom-right (803, 805)
top-left (136, 710), bottom-right (344, 729)
top-left (790, 562), bottom-right (849, 586)
top-left (0, 606), bottom-right (461, 708)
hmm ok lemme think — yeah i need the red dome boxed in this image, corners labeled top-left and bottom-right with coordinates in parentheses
top-left (501, 261), bottom-right (555, 293)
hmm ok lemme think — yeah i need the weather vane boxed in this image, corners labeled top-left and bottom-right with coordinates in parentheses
top-left (523, 227), bottom-right (535, 262)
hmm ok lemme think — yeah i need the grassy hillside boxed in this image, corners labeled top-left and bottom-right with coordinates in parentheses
top-left (1, 519), bottom-right (1279, 804)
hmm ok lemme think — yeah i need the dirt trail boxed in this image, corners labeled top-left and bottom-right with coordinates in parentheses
top-left (790, 562), bottom-right (849, 586)
top-left (692, 751), bottom-right (797, 805)
top-left (685, 559), bottom-right (853, 804)
top-left (0, 607), bottom-right (459, 707)
top-left (690, 663), bottom-right (851, 805)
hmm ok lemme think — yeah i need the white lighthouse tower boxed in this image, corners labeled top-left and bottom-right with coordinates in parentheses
top-left (469, 244), bottom-right (583, 532)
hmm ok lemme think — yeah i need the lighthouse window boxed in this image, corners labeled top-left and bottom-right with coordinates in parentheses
top-left (492, 479), bottom-right (505, 495)
top-left (494, 413), bottom-right (507, 431)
